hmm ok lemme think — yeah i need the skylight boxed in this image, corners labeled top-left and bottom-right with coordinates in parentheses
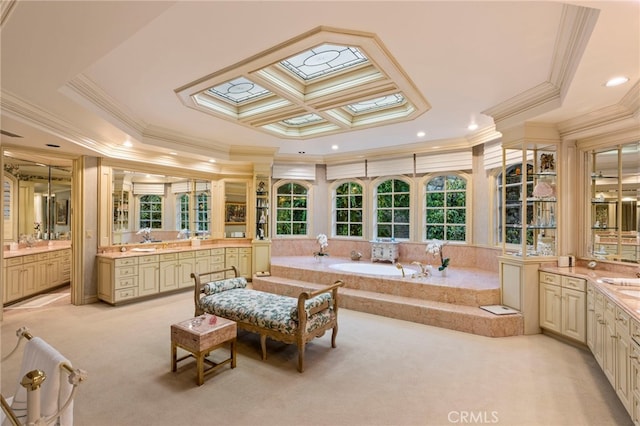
top-left (345, 94), bottom-right (405, 114)
top-left (279, 44), bottom-right (368, 81)
top-left (175, 27), bottom-right (430, 139)
top-left (206, 77), bottom-right (271, 104)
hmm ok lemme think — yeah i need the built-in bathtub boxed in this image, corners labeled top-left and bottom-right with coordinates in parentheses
top-left (328, 262), bottom-right (417, 277)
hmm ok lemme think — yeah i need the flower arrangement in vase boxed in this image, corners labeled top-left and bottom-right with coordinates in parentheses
top-left (314, 234), bottom-right (329, 259)
top-left (426, 239), bottom-right (449, 273)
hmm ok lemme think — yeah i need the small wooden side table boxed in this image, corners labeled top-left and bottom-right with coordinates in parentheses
top-left (171, 314), bottom-right (237, 385)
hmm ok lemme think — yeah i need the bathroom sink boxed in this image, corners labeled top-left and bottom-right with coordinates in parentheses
top-left (601, 278), bottom-right (640, 286)
top-left (615, 289), bottom-right (640, 298)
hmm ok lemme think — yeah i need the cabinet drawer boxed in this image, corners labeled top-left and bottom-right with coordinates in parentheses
top-left (196, 249), bottom-right (210, 257)
top-left (6, 257), bottom-right (23, 267)
top-left (616, 308), bottom-right (631, 336)
top-left (115, 266), bottom-right (138, 278)
top-left (211, 248), bottom-right (224, 255)
top-left (562, 276), bottom-right (586, 292)
top-left (226, 248), bottom-right (239, 254)
top-left (35, 253), bottom-right (49, 262)
top-left (115, 287), bottom-right (138, 301)
top-left (160, 253), bottom-right (177, 262)
top-left (22, 254), bottom-right (39, 264)
top-left (179, 251), bottom-right (195, 259)
top-left (49, 250), bottom-right (64, 259)
top-left (115, 276), bottom-right (137, 289)
top-left (539, 271), bottom-right (561, 285)
top-left (211, 255), bottom-right (224, 264)
top-left (239, 248), bottom-right (251, 255)
top-left (139, 255), bottom-right (159, 264)
top-left (115, 257), bottom-right (138, 267)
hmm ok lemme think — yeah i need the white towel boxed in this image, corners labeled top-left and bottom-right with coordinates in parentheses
top-left (8, 337), bottom-right (74, 426)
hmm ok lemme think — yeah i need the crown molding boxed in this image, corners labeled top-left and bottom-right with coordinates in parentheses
top-left (557, 81), bottom-right (640, 140)
top-left (549, 4), bottom-right (599, 99)
top-left (0, 0), bottom-right (17, 27)
top-left (484, 4), bottom-right (598, 133)
top-left (64, 74), bottom-right (147, 141)
top-left (466, 125), bottom-right (502, 147)
top-left (0, 89), bottom-right (110, 155)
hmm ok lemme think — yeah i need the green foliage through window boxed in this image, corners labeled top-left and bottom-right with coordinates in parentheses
top-left (276, 182), bottom-right (308, 236)
top-left (139, 194), bottom-right (162, 229)
top-left (334, 182), bottom-right (363, 237)
top-left (425, 175), bottom-right (466, 242)
top-left (376, 178), bottom-right (410, 239)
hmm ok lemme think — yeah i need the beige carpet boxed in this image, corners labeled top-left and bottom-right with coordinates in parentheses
top-left (1, 290), bottom-right (632, 426)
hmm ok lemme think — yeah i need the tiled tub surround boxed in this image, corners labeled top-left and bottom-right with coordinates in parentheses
top-left (254, 256), bottom-right (523, 338)
top-left (270, 239), bottom-right (501, 272)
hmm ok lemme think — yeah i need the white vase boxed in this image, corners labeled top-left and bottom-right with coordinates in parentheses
top-left (439, 268), bottom-right (447, 277)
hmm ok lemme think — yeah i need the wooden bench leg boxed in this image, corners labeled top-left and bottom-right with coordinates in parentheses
top-left (260, 334), bottom-right (267, 360)
top-left (297, 342), bottom-right (305, 373)
top-left (331, 324), bottom-right (338, 348)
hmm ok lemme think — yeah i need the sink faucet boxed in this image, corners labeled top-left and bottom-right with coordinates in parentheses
top-left (395, 263), bottom-right (405, 278)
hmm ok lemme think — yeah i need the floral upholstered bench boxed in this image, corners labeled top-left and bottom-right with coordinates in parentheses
top-left (191, 267), bottom-right (343, 372)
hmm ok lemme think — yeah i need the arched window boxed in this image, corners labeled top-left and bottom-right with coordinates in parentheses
top-left (275, 181), bottom-right (309, 236)
top-left (374, 178), bottom-right (410, 239)
top-left (424, 175), bottom-right (467, 241)
top-left (333, 181), bottom-right (363, 237)
top-left (139, 194), bottom-right (162, 229)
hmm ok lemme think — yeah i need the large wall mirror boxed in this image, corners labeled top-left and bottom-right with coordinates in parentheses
top-left (224, 180), bottom-right (247, 238)
top-left (589, 141), bottom-right (640, 263)
top-left (111, 169), bottom-right (212, 245)
top-left (3, 155), bottom-right (72, 244)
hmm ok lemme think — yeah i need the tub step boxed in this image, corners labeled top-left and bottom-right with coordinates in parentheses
top-left (252, 276), bottom-right (523, 338)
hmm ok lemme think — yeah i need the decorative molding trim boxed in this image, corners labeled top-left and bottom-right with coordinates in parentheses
top-left (557, 81), bottom-right (640, 140)
top-left (0, 89), bottom-right (109, 154)
top-left (483, 4), bottom-right (598, 132)
top-left (0, 0), bottom-right (17, 27)
top-left (548, 4), bottom-right (600, 99)
top-left (64, 74), bottom-right (147, 140)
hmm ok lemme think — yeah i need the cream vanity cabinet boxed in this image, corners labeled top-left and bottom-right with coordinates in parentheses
top-left (98, 256), bottom-right (139, 304)
top-left (195, 249), bottom-right (211, 276)
top-left (4, 248), bottom-right (71, 305)
top-left (4, 255), bottom-right (36, 303)
top-left (97, 247), bottom-right (238, 305)
top-left (539, 271), bottom-right (586, 343)
top-left (630, 321), bottom-right (640, 425)
top-left (209, 248), bottom-right (226, 280)
top-left (158, 251), bottom-right (196, 292)
top-left (138, 255), bottom-right (160, 297)
top-left (225, 247), bottom-right (252, 278)
top-left (586, 283), bottom-right (639, 419)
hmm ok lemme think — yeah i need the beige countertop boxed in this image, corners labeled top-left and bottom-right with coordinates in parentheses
top-left (95, 241), bottom-right (252, 259)
top-left (4, 243), bottom-right (72, 259)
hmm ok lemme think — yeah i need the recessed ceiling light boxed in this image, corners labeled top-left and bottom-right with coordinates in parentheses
top-left (331, 145), bottom-right (339, 150)
top-left (417, 131), bottom-right (426, 137)
top-left (169, 152), bottom-right (177, 155)
top-left (123, 141), bottom-right (132, 147)
top-left (605, 76), bottom-right (629, 87)
top-left (208, 159), bottom-right (216, 163)
top-left (468, 123), bottom-right (479, 131)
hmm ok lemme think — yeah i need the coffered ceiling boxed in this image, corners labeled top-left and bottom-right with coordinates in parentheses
top-left (0, 1), bottom-right (638, 169)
